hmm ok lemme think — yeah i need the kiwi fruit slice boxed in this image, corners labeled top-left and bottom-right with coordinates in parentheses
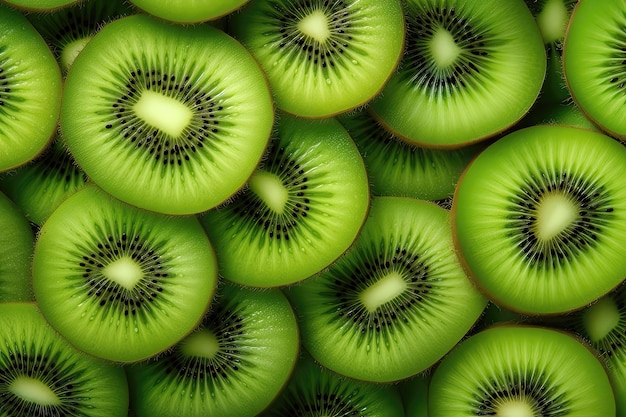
top-left (453, 124), bottom-right (626, 315)
top-left (339, 108), bottom-right (480, 201)
top-left (129, 0), bottom-right (250, 23)
top-left (0, 302), bottom-right (129, 416)
top-left (0, 0), bottom-right (81, 11)
top-left (126, 281), bottom-right (299, 417)
top-left (0, 190), bottom-right (35, 302)
top-left (200, 114), bottom-right (370, 287)
top-left (259, 352), bottom-right (405, 417)
top-left (0, 136), bottom-right (88, 225)
top-left (229, 0), bottom-right (405, 118)
top-left (287, 196), bottom-right (487, 383)
top-left (32, 185), bottom-right (218, 363)
top-left (26, 0), bottom-right (135, 74)
top-left (428, 324), bottom-right (616, 416)
top-left (0, 3), bottom-right (62, 172)
top-left (368, 0), bottom-right (546, 148)
top-left (61, 13), bottom-right (274, 215)
top-left (563, 0), bottom-right (626, 139)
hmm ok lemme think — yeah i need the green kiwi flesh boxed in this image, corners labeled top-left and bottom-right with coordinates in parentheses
top-left (129, 0), bottom-right (250, 23)
top-left (288, 196), bottom-right (487, 382)
top-left (0, 0), bottom-right (81, 11)
top-left (339, 108), bottom-right (479, 201)
top-left (369, 0), bottom-right (546, 148)
top-left (0, 3), bottom-right (62, 172)
top-left (453, 125), bottom-right (626, 314)
top-left (0, 190), bottom-right (35, 301)
top-left (0, 302), bottom-right (129, 416)
top-left (229, 0), bottom-right (405, 118)
top-left (61, 14), bottom-right (274, 215)
top-left (126, 281), bottom-right (299, 417)
top-left (428, 325), bottom-right (616, 416)
top-left (32, 185), bottom-right (218, 363)
top-left (260, 352), bottom-right (405, 417)
top-left (563, 0), bottom-right (626, 138)
top-left (0, 137), bottom-right (88, 226)
top-left (200, 114), bottom-right (370, 287)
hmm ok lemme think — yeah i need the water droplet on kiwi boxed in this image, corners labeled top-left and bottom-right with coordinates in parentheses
top-left (273, 61), bottom-right (278, 66)
top-left (351, 59), bottom-right (358, 65)
top-left (365, 344), bottom-right (370, 352)
top-left (326, 78), bottom-right (331, 84)
top-left (134, 327), bottom-right (139, 333)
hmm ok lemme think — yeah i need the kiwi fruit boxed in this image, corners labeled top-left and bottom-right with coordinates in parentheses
top-left (0, 0), bottom-right (82, 11)
top-left (259, 351), bottom-right (405, 417)
top-left (0, 302), bottom-right (129, 416)
top-left (129, 0), bottom-right (250, 23)
top-left (229, 0), bottom-right (405, 118)
top-left (339, 108), bottom-right (480, 201)
top-left (26, 0), bottom-right (135, 74)
top-left (550, 282), bottom-right (626, 416)
top-left (32, 185), bottom-right (218, 363)
top-left (61, 13), bottom-right (274, 215)
top-left (126, 281), bottom-right (300, 417)
top-left (200, 113), bottom-right (370, 287)
top-left (563, 0), bottom-right (626, 139)
top-left (453, 124), bottom-right (626, 315)
top-left (0, 190), bottom-right (35, 301)
top-left (428, 324), bottom-right (616, 416)
top-left (0, 136), bottom-right (88, 225)
top-left (287, 196), bottom-right (487, 383)
top-left (0, 3), bottom-right (62, 172)
top-left (368, 0), bottom-right (546, 148)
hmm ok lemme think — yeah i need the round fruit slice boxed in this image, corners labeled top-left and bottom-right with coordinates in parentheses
top-left (126, 282), bottom-right (299, 417)
top-left (288, 196), bottom-right (487, 383)
top-left (200, 114), bottom-right (370, 287)
top-left (0, 3), bottom-right (62, 172)
top-left (453, 125), bottom-right (626, 314)
top-left (429, 325), bottom-right (616, 416)
top-left (229, 0), bottom-right (405, 118)
top-left (260, 352), bottom-right (405, 417)
top-left (61, 14), bottom-right (274, 215)
top-left (563, 0), bottom-right (626, 138)
top-left (0, 302), bottom-right (129, 417)
top-left (32, 185), bottom-right (218, 363)
top-left (369, 0), bottom-right (546, 148)
top-left (130, 0), bottom-right (250, 23)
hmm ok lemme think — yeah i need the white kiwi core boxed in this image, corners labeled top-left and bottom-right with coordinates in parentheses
top-left (496, 400), bottom-right (535, 417)
top-left (248, 171), bottom-right (289, 214)
top-left (180, 329), bottom-right (220, 359)
top-left (536, 0), bottom-right (569, 44)
top-left (534, 192), bottom-right (578, 241)
top-left (102, 256), bottom-right (143, 290)
top-left (61, 37), bottom-right (92, 72)
top-left (298, 9), bottom-right (331, 42)
top-left (430, 28), bottom-right (461, 68)
top-left (9, 375), bottom-right (61, 406)
top-left (582, 297), bottom-right (621, 342)
top-left (360, 271), bottom-right (407, 313)
top-left (133, 90), bottom-right (193, 137)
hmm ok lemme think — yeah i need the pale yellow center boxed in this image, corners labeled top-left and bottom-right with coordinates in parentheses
top-left (102, 256), bottom-right (143, 290)
top-left (430, 28), bottom-right (461, 67)
top-left (298, 9), bottom-right (331, 42)
top-left (248, 171), bottom-right (289, 214)
top-left (9, 376), bottom-right (61, 406)
top-left (535, 193), bottom-right (578, 240)
top-left (181, 329), bottom-right (220, 359)
top-left (360, 271), bottom-right (407, 313)
top-left (537, 0), bottom-right (569, 44)
top-left (133, 90), bottom-right (192, 137)
top-left (496, 400), bottom-right (535, 417)
top-left (583, 297), bottom-right (621, 343)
